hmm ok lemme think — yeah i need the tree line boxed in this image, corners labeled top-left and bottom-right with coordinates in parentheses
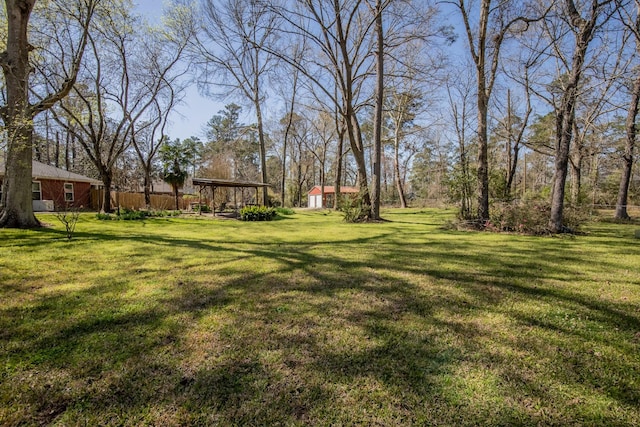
top-left (1, 0), bottom-right (638, 231)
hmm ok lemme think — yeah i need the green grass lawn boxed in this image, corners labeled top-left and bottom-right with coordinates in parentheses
top-left (1, 208), bottom-right (639, 426)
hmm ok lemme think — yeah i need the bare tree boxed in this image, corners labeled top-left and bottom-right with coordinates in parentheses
top-left (545, 0), bottom-right (616, 232)
top-left (54, 3), bottom-right (179, 212)
top-left (0, 0), bottom-right (96, 228)
top-left (445, 67), bottom-right (476, 219)
top-left (265, 0), bottom-right (377, 218)
top-left (447, 0), bottom-right (543, 224)
top-left (616, 0), bottom-right (640, 219)
top-left (187, 0), bottom-right (278, 206)
top-left (273, 41), bottom-right (305, 207)
top-left (129, 10), bottom-right (190, 208)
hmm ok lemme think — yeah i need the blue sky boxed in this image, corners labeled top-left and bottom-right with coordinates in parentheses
top-left (131, 0), bottom-right (472, 143)
top-left (135, 0), bottom-right (225, 141)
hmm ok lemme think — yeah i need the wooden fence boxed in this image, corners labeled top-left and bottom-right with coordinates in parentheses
top-left (90, 189), bottom-right (197, 211)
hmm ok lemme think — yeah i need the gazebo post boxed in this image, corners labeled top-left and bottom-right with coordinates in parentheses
top-left (198, 185), bottom-right (203, 215)
top-left (212, 186), bottom-right (216, 216)
top-left (234, 188), bottom-right (238, 215)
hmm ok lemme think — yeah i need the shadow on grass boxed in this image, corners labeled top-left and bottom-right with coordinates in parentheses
top-left (1, 217), bottom-right (639, 425)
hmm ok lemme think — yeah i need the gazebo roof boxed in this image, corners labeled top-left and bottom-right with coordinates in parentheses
top-left (192, 178), bottom-right (270, 188)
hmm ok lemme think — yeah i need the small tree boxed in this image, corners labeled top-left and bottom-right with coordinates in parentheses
top-left (159, 138), bottom-right (192, 211)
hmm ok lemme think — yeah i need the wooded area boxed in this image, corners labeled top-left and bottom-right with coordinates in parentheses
top-left (1, 0), bottom-right (639, 230)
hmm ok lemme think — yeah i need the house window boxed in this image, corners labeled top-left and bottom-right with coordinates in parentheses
top-left (64, 183), bottom-right (74, 202)
top-left (32, 182), bottom-right (42, 201)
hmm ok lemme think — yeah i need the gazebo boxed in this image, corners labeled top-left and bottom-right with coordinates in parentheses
top-left (191, 177), bottom-right (270, 216)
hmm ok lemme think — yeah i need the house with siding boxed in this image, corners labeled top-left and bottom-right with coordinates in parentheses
top-left (0, 160), bottom-right (102, 211)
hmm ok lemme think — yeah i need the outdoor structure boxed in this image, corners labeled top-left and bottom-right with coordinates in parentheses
top-left (307, 185), bottom-right (359, 208)
top-left (192, 177), bottom-right (270, 215)
top-left (0, 160), bottom-right (102, 211)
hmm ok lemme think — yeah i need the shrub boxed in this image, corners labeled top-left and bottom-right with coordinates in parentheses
top-left (96, 212), bottom-right (114, 221)
top-left (240, 205), bottom-right (277, 221)
top-left (340, 194), bottom-right (370, 223)
top-left (193, 204), bottom-right (211, 213)
top-left (119, 208), bottom-right (148, 220)
top-left (276, 207), bottom-right (295, 215)
top-left (489, 200), bottom-right (590, 234)
top-left (55, 208), bottom-right (81, 240)
top-left (95, 209), bottom-right (181, 221)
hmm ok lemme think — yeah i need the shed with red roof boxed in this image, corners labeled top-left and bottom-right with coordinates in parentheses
top-left (307, 185), bottom-right (359, 208)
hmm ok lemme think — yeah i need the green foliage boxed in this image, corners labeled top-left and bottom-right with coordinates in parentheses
top-left (240, 205), bottom-right (277, 221)
top-left (340, 192), bottom-right (371, 223)
top-left (444, 162), bottom-right (476, 220)
top-left (192, 204), bottom-right (211, 213)
top-left (159, 138), bottom-right (194, 190)
top-left (95, 212), bottom-right (115, 220)
top-left (275, 207), bottom-right (295, 215)
top-left (96, 209), bottom-right (181, 221)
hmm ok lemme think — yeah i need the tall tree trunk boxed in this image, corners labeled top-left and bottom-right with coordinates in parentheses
top-left (255, 94), bottom-right (268, 206)
top-left (371, 0), bottom-right (384, 219)
top-left (144, 166), bottom-right (152, 208)
top-left (65, 131), bottom-right (71, 171)
top-left (335, 7), bottom-right (372, 219)
top-left (569, 155), bottom-right (582, 205)
top-left (550, 101), bottom-right (576, 231)
top-left (615, 64), bottom-right (640, 219)
top-left (334, 119), bottom-right (345, 210)
top-left (394, 128), bottom-right (407, 208)
top-left (0, 0), bottom-right (39, 228)
top-left (549, 0), bottom-right (596, 233)
top-left (474, 0), bottom-right (490, 223)
top-left (346, 111), bottom-right (372, 215)
top-left (476, 89), bottom-right (490, 222)
top-left (101, 172), bottom-right (113, 213)
top-left (55, 131), bottom-right (60, 168)
top-left (174, 185), bottom-right (180, 211)
top-left (505, 144), bottom-right (519, 199)
top-left (0, 0), bottom-right (93, 228)
top-left (281, 113), bottom-right (293, 207)
top-left (281, 62), bottom-right (299, 207)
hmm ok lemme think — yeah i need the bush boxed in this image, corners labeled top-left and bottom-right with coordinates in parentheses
top-left (119, 208), bottom-right (148, 220)
top-left (96, 209), bottom-right (181, 221)
top-left (340, 194), bottom-right (370, 223)
top-left (96, 212), bottom-right (115, 221)
top-left (240, 205), bottom-right (277, 221)
top-left (193, 204), bottom-right (211, 213)
top-left (488, 200), bottom-right (590, 234)
top-left (276, 207), bottom-right (295, 215)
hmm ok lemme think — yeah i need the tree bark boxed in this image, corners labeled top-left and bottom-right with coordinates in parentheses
top-left (100, 172), bottom-right (113, 213)
top-left (549, 0), bottom-right (598, 233)
top-left (255, 102), bottom-right (268, 206)
top-left (0, 0), bottom-right (39, 228)
top-left (615, 71), bottom-right (640, 219)
top-left (144, 166), bottom-right (152, 208)
top-left (1, 0), bottom-right (94, 228)
top-left (334, 117), bottom-right (345, 210)
top-left (371, 0), bottom-right (384, 219)
top-left (394, 127), bottom-right (407, 208)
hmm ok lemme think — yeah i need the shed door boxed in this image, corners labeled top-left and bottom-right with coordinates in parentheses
top-left (309, 194), bottom-right (321, 208)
